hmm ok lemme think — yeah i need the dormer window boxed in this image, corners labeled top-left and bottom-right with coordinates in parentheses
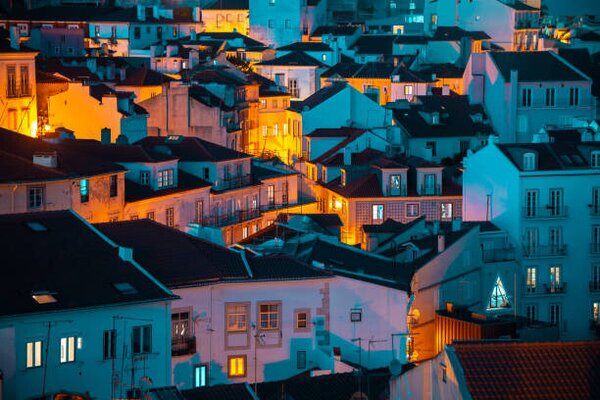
top-left (523, 152), bottom-right (536, 171)
top-left (592, 151), bottom-right (600, 168)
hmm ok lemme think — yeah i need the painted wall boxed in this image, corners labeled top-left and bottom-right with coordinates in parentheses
top-left (0, 51), bottom-right (38, 136)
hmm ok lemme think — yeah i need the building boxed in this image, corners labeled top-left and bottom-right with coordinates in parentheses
top-left (463, 139), bottom-right (600, 339)
top-left (96, 219), bottom-right (410, 389)
top-left (464, 51), bottom-right (595, 143)
top-left (115, 66), bottom-right (174, 102)
top-left (394, 341), bottom-right (600, 400)
top-left (0, 31), bottom-right (38, 136)
top-left (0, 210), bottom-right (176, 400)
top-left (201, 0), bottom-right (250, 35)
top-left (0, 129), bottom-right (126, 222)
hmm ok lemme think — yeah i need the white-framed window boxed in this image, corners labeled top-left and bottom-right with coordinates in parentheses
top-left (350, 308), bottom-right (362, 322)
top-left (372, 204), bottom-right (384, 222)
top-left (267, 184), bottom-right (275, 206)
top-left (165, 207), bottom-right (175, 227)
top-left (226, 303), bottom-right (248, 332)
top-left (157, 169), bottom-right (174, 188)
top-left (26, 340), bottom-right (42, 368)
top-left (140, 171), bottom-right (150, 185)
top-left (60, 336), bottom-right (76, 363)
top-left (28, 186), bottom-right (44, 209)
top-left (294, 309), bottom-right (310, 331)
top-left (132, 325), bottom-right (152, 354)
top-left (404, 85), bottom-right (413, 96)
top-left (193, 364), bottom-right (208, 387)
top-left (273, 124), bottom-right (279, 136)
top-left (526, 267), bottom-right (537, 293)
top-left (172, 310), bottom-right (191, 338)
top-left (407, 203), bottom-right (419, 217)
top-left (283, 123), bottom-right (288, 136)
top-left (195, 200), bottom-right (203, 224)
top-left (242, 226), bottom-right (248, 239)
top-left (259, 303), bottom-right (280, 330)
top-left (523, 152), bottom-right (536, 171)
top-left (17, 23), bottom-right (28, 36)
top-left (591, 151), bottom-right (600, 168)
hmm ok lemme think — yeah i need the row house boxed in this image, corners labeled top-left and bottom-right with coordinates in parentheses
top-left (196, 31), bottom-right (272, 63)
top-left (306, 141), bottom-right (462, 245)
top-left (465, 50), bottom-right (595, 143)
top-left (276, 41), bottom-right (338, 67)
top-left (0, 211), bottom-right (176, 400)
top-left (115, 66), bottom-right (174, 102)
top-left (254, 51), bottom-right (328, 101)
top-left (0, 33), bottom-right (38, 136)
top-left (426, 26), bottom-right (491, 66)
top-left (308, 25), bottom-right (362, 53)
top-left (0, 129), bottom-right (126, 222)
top-left (47, 81), bottom-right (149, 143)
top-left (96, 218), bottom-right (410, 388)
top-left (424, 0), bottom-right (541, 51)
top-left (463, 138), bottom-right (600, 339)
top-left (201, 0), bottom-right (250, 35)
top-left (418, 63), bottom-right (466, 95)
top-left (391, 91), bottom-right (493, 162)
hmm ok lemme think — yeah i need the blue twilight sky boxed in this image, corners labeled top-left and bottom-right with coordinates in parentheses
top-left (544, 0), bottom-right (600, 16)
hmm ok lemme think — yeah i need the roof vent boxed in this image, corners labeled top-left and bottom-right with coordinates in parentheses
top-left (113, 282), bottom-right (138, 295)
top-left (32, 291), bottom-right (57, 304)
top-left (33, 152), bottom-right (58, 168)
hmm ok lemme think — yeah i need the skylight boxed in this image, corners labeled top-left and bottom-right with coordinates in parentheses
top-left (26, 222), bottom-right (47, 232)
top-left (113, 282), bottom-right (138, 295)
top-left (32, 291), bottom-right (57, 304)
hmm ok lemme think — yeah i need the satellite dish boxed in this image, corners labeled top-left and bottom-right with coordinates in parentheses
top-left (389, 358), bottom-right (402, 376)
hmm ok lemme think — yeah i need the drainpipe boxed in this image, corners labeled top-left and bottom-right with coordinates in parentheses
top-left (10, 185), bottom-right (17, 212)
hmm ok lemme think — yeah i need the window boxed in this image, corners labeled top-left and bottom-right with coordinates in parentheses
top-left (297, 350), bottom-right (307, 369)
top-left (273, 124), bottom-right (279, 136)
top-left (146, 211), bottom-right (155, 221)
top-left (295, 309), bottom-right (310, 331)
top-left (195, 200), bottom-right (203, 224)
top-left (404, 85), bottom-right (413, 96)
top-left (525, 189), bottom-right (538, 216)
top-left (158, 169), bottom-right (174, 188)
top-left (372, 204), bottom-right (384, 222)
top-left (523, 153), bottom-right (536, 171)
top-left (20, 66), bottom-right (30, 95)
top-left (94, 25), bottom-right (100, 37)
top-left (203, 167), bottom-right (210, 180)
top-left (321, 53), bottom-right (327, 61)
top-left (521, 88), bottom-right (532, 107)
top-left (593, 225), bottom-right (600, 252)
top-left (350, 308), bottom-right (362, 322)
top-left (441, 364), bottom-right (447, 383)
top-left (526, 267), bottom-right (537, 293)
top-left (103, 330), bottom-right (116, 359)
top-left (424, 174), bottom-right (437, 195)
top-left (549, 265), bottom-right (561, 291)
top-left (228, 355), bottom-right (246, 377)
top-left (549, 227), bottom-right (562, 251)
top-left (593, 302), bottom-right (600, 325)
top-left (591, 151), bottom-right (600, 168)
top-left (109, 175), bottom-right (118, 197)
top-left (569, 87), bottom-right (579, 106)
top-left (262, 125), bottom-right (268, 137)
top-left (60, 336), bottom-right (76, 363)
top-left (166, 207), bottom-right (175, 227)
top-left (259, 303), bottom-right (280, 330)
top-left (80, 179), bottom-right (89, 203)
top-left (140, 171), bottom-right (150, 185)
top-left (7, 65), bottom-right (16, 97)
top-left (172, 311), bottom-right (191, 339)
top-left (390, 175), bottom-right (401, 191)
top-left (260, 99), bottom-right (267, 109)
top-left (549, 304), bottom-right (560, 326)
top-left (134, 26), bottom-right (141, 39)
top-left (592, 263), bottom-right (600, 291)
top-left (285, 19), bottom-right (291, 30)
top-left (28, 187), bottom-right (44, 209)
top-left (545, 87), bottom-right (555, 107)
top-left (288, 79), bottom-right (299, 98)
top-left (242, 226), bottom-right (248, 239)
top-left (269, 0), bottom-right (275, 5)
top-left (156, 26), bottom-right (162, 40)
top-left (226, 303), bottom-right (248, 332)
top-left (441, 203), bottom-right (453, 220)
top-left (487, 276), bottom-right (511, 310)
top-left (549, 188), bottom-right (563, 216)
top-left (526, 304), bottom-right (537, 325)
top-left (267, 185), bottom-right (275, 206)
top-left (193, 364), bottom-right (208, 387)
top-left (268, 19), bottom-right (275, 29)
top-left (341, 170), bottom-right (347, 186)
top-left (132, 325), bottom-right (152, 354)
top-left (26, 340), bottom-right (42, 368)
top-left (283, 123), bottom-right (288, 136)
top-left (172, 27), bottom-right (177, 37)
top-left (407, 203), bottom-right (419, 217)
top-left (17, 23), bottom-right (28, 36)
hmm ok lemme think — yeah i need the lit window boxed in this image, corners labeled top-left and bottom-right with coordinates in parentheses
top-left (322, 54), bottom-right (327, 61)
top-left (103, 329), bottom-right (116, 359)
top-left (194, 364), bottom-right (208, 387)
top-left (340, 170), bottom-right (347, 186)
top-left (242, 226), bottom-right (248, 239)
top-left (592, 302), bottom-right (600, 324)
top-left (526, 267), bottom-right (536, 293)
top-left (404, 85), bottom-right (413, 96)
top-left (157, 169), bottom-right (174, 188)
top-left (262, 125), bottom-right (268, 137)
top-left (132, 325), bottom-right (152, 354)
top-left (28, 187), bottom-right (44, 209)
top-left (407, 203), bottom-right (419, 217)
top-left (350, 308), bottom-right (362, 322)
top-left (60, 336), bottom-right (76, 363)
top-left (487, 276), bottom-right (511, 310)
top-left (259, 303), bottom-right (280, 330)
top-left (228, 355), bottom-right (246, 377)
top-left (26, 340), bottom-right (42, 368)
top-left (80, 179), bottom-right (89, 203)
top-left (372, 204), bottom-right (384, 222)
top-left (273, 124), bottom-right (278, 136)
top-left (441, 203), bottom-right (453, 219)
top-left (32, 291), bottom-right (56, 304)
top-left (226, 303), bottom-right (248, 332)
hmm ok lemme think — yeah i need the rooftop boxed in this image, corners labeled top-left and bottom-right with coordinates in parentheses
top-left (350, 35), bottom-right (397, 54)
top-left (497, 142), bottom-right (600, 171)
top-left (277, 41), bottom-right (332, 52)
top-left (289, 82), bottom-right (348, 112)
top-left (256, 51), bottom-right (326, 67)
top-left (136, 136), bottom-right (251, 162)
top-left (489, 51), bottom-right (590, 82)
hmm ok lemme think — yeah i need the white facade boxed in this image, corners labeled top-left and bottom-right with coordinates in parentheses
top-left (254, 64), bottom-right (323, 101)
top-left (463, 141), bottom-right (600, 340)
top-left (249, 0), bottom-right (303, 48)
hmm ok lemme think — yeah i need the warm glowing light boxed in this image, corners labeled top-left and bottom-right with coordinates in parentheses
top-left (44, 124), bottom-right (51, 132)
top-left (30, 120), bottom-right (38, 138)
top-left (334, 200), bottom-right (342, 209)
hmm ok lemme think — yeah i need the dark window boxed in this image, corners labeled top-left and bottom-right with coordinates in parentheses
top-left (569, 87), bottom-right (579, 106)
top-left (134, 26), bottom-right (141, 39)
top-left (297, 351), bottom-right (307, 369)
top-left (545, 88), bottom-right (555, 107)
top-left (521, 88), bottom-right (532, 107)
top-left (28, 187), bottom-right (44, 209)
top-left (103, 329), bottom-right (116, 359)
top-left (132, 325), bottom-right (152, 354)
top-left (109, 175), bottom-right (118, 197)
top-left (156, 26), bottom-right (162, 40)
top-left (426, 141), bottom-right (437, 157)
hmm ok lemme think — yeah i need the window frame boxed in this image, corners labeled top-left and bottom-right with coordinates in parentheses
top-left (225, 302), bottom-right (249, 333)
top-left (60, 336), bottom-right (76, 364)
top-left (406, 203), bottom-right (420, 217)
top-left (132, 325), bottom-right (152, 354)
top-left (193, 364), bottom-right (208, 387)
top-left (109, 174), bottom-right (118, 197)
top-left (257, 301), bottom-right (281, 331)
top-left (28, 186), bottom-right (45, 210)
top-left (227, 355), bottom-right (247, 378)
top-left (294, 308), bottom-right (311, 332)
top-left (26, 340), bottom-right (43, 368)
top-left (103, 329), bottom-right (116, 360)
top-left (80, 179), bottom-right (89, 203)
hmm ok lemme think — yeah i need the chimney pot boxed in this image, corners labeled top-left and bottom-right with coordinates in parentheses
top-left (437, 234), bottom-right (445, 253)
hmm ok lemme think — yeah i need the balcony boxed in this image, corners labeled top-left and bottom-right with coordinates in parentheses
top-left (7, 85), bottom-right (32, 98)
top-left (213, 174), bottom-right (253, 192)
top-left (522, 206), bottom-right (568, 219)
top-left (201, 208), bottom-right (260, 228)
top-left (515, 19), bottom-right (540, 29)
top-left (386, 184), bottom-right (407, 197)
top-left (590, 205), bottom-right (600, 217)
top-left (482, 246), bottom-right (516, 263)
top-left (419, 184), bottom-right (441, 196)
top-left (591, 243), bottom-right (600, 256)
top-left (522, 245), bottom-right (567, 258)
top-left (172, 335), bottom-right (196, 356)
top-left (543, 282), bottom-right (567, 294)
top-left (589, 281), bottom-right (600, 292)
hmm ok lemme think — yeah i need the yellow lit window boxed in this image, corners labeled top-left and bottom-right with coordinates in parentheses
top-left (228, 355), bottom-right (246, 377)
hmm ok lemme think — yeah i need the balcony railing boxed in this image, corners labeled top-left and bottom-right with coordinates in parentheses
top-left (543, 282), bottom-right (567, 294)
top-left (522, 245), bottom-right (567, 258)
top-left (589, 281), bottom-right (600, 292)
top-left (482, 247), bottom-right (516, 263)
top-left (590, 205), bottom-right (600, 217)
top-left (213, 174), bottom-right (253, 191)
top-left (591, 243), bottom-right (600, 255)
top-left (201, 208), bottom-right (260, 228)
top-left (522, 206), bottom-right (568, 219)
top-left (7, 85), bottom-right (32, 98)
top-left (515, 20), bottom-right (540, 29)
top-left (419, 184), bottom-right (441, 196)
top-left (386, 184), bottom-right (407, 197)
top-left (172, 336), bottom-right (196, 356)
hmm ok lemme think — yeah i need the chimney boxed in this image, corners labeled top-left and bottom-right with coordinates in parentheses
top-left (137, 4), bottom-right (146, 21)
top-left (193, 6), bottom-right (201, 22)
top-left (9, 26), bottom-right (19, 50)
top-left (452, 217), bottom-right (462, 232)
top-left (437, 234), bottom-right (445, 253)
top-left (33, 152), bottom-right (58, 168)
top-left (101, 127), bottom-right (111, 144)
top-left (442, 85), bottom-right (450, 96)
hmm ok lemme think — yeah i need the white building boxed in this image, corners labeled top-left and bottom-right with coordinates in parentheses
top-left (0, 210), bottom-right (176, 400)
top-left (463, 139), bottom-right (600, 340)
top-left (96, 220), bottom-right (411, 390)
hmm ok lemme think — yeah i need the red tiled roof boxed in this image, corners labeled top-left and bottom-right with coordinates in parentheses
top-left (452, 341), bottom-right (600, 400)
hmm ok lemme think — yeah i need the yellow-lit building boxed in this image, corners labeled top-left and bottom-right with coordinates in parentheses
top-left (116, 66), bottom-right (173, 102)
top-left (201, 2), bottom-right (249, 35)
top-left (0, 36), bottom-right (38, 136)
